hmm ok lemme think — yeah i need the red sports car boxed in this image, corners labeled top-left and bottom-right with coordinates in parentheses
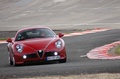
top-left (6, 27), bottom-right (67, 66)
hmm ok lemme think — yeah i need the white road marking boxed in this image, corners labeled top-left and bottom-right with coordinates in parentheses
top-left (80, 55), bottom-right (87, 58)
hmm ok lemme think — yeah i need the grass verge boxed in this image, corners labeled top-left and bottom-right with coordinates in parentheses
top-left (0, 38), bottom-right (6, 40)
top-left (115, 45), bottom-right (120, 55)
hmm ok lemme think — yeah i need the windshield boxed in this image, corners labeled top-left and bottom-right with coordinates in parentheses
top-left (15, 28), bottom-right (56, 41)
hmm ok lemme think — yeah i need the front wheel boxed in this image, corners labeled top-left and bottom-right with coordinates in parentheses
top-left (12, 56), bottom-right (17, 66)
top-left (9, 56), bottom-right (13, 65)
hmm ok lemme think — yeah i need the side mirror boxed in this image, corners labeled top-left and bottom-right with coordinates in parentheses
top-left (6, 38), bottom-right (12, 43)
top-left (58, 33), bottom-right (64, 38)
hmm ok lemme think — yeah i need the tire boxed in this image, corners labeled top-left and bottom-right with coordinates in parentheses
top-left (12, 57), bottom-right (17, 66)
top-left (59, 58), bottom-right (66, 63)
top-left (8, 52), bottom-right (13, 65)
top-left (9, 56), bottom-right (13, 65)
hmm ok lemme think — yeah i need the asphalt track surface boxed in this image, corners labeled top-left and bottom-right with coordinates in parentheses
top-left (0, 29), bottom-right (120, 78)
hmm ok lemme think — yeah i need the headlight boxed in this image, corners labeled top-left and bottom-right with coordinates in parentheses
top-left (55, 40), bottom-right (62, 48)
top-left (16, 45), bottom-right (23, 53)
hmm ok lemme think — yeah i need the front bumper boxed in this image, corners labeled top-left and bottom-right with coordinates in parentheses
top-left (14, 49), bottom-right (66, 65)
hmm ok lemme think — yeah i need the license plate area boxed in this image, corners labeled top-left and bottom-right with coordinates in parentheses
top-left (47, 56), bottom-right (60, 61)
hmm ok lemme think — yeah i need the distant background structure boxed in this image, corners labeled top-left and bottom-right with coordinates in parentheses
top-left (0, 0), bottom-right (120, 31)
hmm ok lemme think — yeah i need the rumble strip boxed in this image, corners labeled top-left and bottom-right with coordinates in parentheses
top-left (87, 41), bottom-right (120, 59)
top-left (0, 41), bottom-right (7, 44)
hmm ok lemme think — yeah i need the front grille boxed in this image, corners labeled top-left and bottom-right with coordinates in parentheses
top-left (37, 50), bottom-right (44, 58)
top-left (26, 53), bottom-right (37, 58)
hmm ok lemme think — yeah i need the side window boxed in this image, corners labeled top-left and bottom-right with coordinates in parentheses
top-left (17, 34), bottom-right (22, 41)
top-left (16, 32), bottom-right (27, 41)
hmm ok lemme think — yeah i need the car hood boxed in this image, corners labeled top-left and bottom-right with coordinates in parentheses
top-left (19, 38), bottom-right (56, 51)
